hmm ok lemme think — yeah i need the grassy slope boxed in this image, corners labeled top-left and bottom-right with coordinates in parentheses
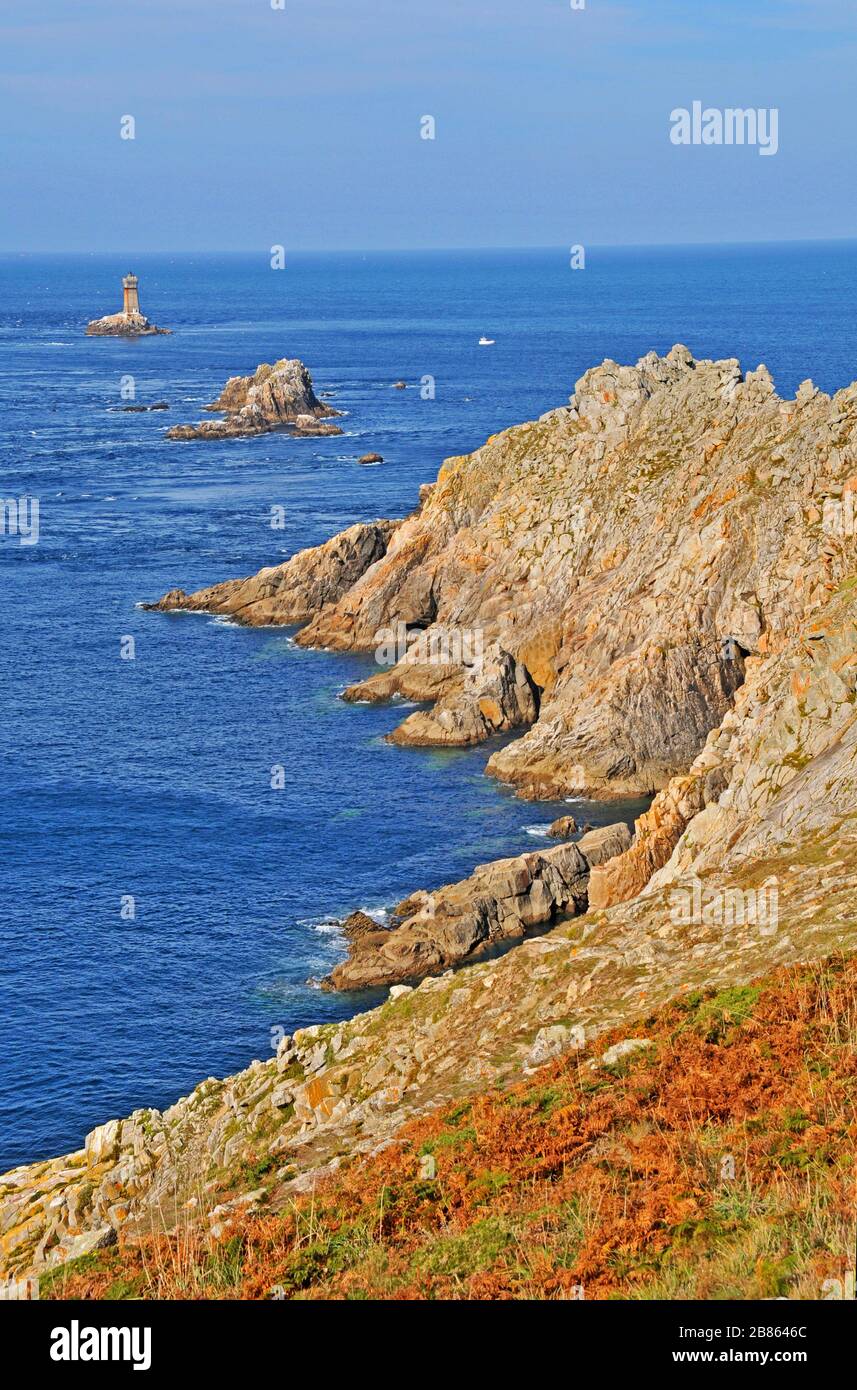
top-left (45, 953), bottom-right (857, 1301)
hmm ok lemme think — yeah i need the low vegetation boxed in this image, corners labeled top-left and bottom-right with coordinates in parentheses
top-left (46, 953), bottom-right (857, 1301)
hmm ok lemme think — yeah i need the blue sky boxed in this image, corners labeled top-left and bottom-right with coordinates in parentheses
top-left (2, 0), bottom-right (856, 251)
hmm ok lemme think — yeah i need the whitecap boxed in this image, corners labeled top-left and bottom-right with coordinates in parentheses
top-left (359, 905), bottom-right (390, 925)
top-left (311, 919), bottom-right (343, 936)
top-left (524, 824), bottom-right (552, 838)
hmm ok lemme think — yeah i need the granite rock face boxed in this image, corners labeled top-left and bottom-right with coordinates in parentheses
top-left (143, 521), bottom-right (395, 627)
top-left (150, 347), bottom-right (857, 803)
top-left (166, 359), bottom-right (342, 440)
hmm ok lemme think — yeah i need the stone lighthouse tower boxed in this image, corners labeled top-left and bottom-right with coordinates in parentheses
top-left (122, 274), bottom-right (141, 317)
top-left (85, 272), bottom-right (170, 335)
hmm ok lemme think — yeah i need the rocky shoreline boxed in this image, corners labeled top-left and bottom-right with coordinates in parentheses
top-left (147, 344), bottom-right (857, 991)
top-left (323, 822), bottom-right (632, 990)
top-left (145, 345), bottom-right (845, 795)
top-left (4, 345), bottom-right (857, 1285)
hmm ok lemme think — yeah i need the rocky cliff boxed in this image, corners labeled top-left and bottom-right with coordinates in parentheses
top-left (166, 359), bottom-right (343, 440)
top-left (149, 347), bottom-right (856, 797)
top-left (4, 347), bottom-right (857, 1289)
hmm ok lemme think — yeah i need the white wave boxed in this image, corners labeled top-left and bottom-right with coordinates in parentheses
top-left (524, 824), bottom-right (552, 838)
top-left (311, 919), bottom-right (343, 936)
top-left (359, 905), bottom-right (390, 925)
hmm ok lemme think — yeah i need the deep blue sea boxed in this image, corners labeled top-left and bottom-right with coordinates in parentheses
top-left (2, 243), bottom-right (857, 1174)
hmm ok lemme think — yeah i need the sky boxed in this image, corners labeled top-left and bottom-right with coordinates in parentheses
top-left (1, 0), bottom-right (856, 252)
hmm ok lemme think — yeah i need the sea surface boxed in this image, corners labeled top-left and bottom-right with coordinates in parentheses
top-left (2, 243), bottom-right (857, 1173)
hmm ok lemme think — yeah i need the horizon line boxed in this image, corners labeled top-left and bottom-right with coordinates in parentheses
top-left (2, 235), bottom-right (857, 258)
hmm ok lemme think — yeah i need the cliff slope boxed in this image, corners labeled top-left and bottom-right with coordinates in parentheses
top-left (4, 348), bottom-right (857, 1291)
top-left (149, 347), bottom-right (857, 801)
top-left (44, 953), bottom-right (857, 1301)
top-left (3, 568), bottom-right (857, 1283)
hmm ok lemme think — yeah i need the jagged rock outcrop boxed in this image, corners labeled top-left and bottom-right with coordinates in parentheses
top-left (384, 641), bottom-right (539, 746)
top-left (143, 521), bottom-right (396, 626)
top-left (148, 346), bottom-right (857, 800)
top-left (166, 359), bottom-right (342, 441)
top-left (324, 822), bottom-right (633, 991)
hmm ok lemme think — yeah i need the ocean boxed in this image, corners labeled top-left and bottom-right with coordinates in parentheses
top-left (2, 242), bottom-right (856, 1173)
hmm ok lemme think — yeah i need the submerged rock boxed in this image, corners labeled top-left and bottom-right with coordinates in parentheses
top-left (166, 359), bottom-right (343, 441)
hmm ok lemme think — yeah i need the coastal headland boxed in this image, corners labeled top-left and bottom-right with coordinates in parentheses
top-left (4, 346), bottom-right (857, 1296)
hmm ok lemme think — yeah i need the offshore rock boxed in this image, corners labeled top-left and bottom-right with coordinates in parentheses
top-left (166, 359), bottom-right (342, 441)
top-left (547, 815), bottom-right (577, 839)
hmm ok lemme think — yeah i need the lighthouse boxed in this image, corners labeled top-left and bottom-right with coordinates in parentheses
top-left (85, 273), bottom-right (170, 336)
top-left (122, 274), bottom-right (141, 317)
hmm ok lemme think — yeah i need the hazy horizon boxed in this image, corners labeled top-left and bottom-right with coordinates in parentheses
top-left (4, 235), bottom-right (857, 258)
top-left (3, 0), bottom-right (857, 253)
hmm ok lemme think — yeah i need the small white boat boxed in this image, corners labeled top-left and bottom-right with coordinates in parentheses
top-left (478, 335), bottom-right (495, 345)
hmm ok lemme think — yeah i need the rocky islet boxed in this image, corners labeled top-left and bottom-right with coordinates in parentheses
top-left (165, 358), bottom-right (343, 441)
